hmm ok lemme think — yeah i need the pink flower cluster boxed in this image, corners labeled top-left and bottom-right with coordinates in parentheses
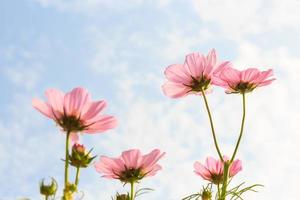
top-left (33, 49), bottom-right (275, 200)
top-left (162, 49), bottom-right (275, 97)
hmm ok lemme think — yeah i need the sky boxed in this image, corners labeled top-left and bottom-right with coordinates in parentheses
top-left (1, 0), bottom-right (300, 199)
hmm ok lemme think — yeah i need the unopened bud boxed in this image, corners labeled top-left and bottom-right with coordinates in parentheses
top-left (39, 177), bottom-right (57, 197)
top-left (201, 189), bottom-right (212, 200)
top-left (115, 193), bottom-right (130, 200)
top-left (69, 143), bottom-right (96, 168)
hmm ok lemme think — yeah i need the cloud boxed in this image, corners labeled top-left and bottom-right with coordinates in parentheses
top-left (3, 64), bottom-right (44, 91)
top-left (193, 0), bottom-right (300, 39)
top-left (33, 0), bottom-right (171, 14)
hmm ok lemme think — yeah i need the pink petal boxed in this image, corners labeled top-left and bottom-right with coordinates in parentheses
top-left (206, 49), bottom-right (217, 68)
top-left (205, 157), bottom-right (218, 174)
top-left (229, 159), bottom-right (242, 177)
top-left (194, 161), bottom-right (211, 181)
top-left (202, 65), bottom-right (214, 78)
top-left (63, 87), bottom-right (91, 117)
top-left (145, 164), bottom-right (162, 177)
top-left (241, 68), bottom-right (260, 82)
top-left (162, 82), bottom-right (190, 98)
top-left (141, 149), bottom-right (165, 170)
top-left (85, 115), bottom-right (117, 133)
top-left (81, 100), bottom-right (107, 122)
top-left (255, 69), bottom-right (275, 86)
top-left (164, 64), bottom-right (191, 84)
top-left (45, 88), bottom-right (65, 118)
top-left (258, 78), bottom-right (276, 86)
top-left (70, 132), bottom-right (79, 143)
top-left (215, 159), bottom-right (223, 174)
top-left (212, 61), bottom-right (233, 86)
top-left (121, 149), bottom-right (142, 169)
top-left (32, 98), bottom-right (54, 119)
top-left (94, 156), bottom-right (125, 178)
top-left (220, 67), bottom-right (241, 84)
top-left (184, 53), bottom-right (204, 77)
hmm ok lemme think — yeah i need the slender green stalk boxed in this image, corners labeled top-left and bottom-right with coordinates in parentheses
top-left (220, 162), bottom-right (230, 200)
top-left (201, 89), bottom-right (223, 161)
top-left (75, 167), bottom-right (80, 187)
top-left (130, 182), bottom-right (135, 200)
top-left (64, 131), bottom-right (71, 192)
top-left (230, 93), bottom-right (246, 163)
top-left (220, 93), bottom-right (247, 199)
top-left (45, 195), bottom-right (49, 200)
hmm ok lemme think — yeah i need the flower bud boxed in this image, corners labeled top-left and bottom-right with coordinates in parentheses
top-left (69, 143), bottom-right (96, 168)
top-left (115, 193), bottom-right (130, 200)
top-left (201, 190), bottom-right (212, 200)
top-left (201, 186), bottom-right (212, 200)
top-left (39, 178), bottom-right (57, 197)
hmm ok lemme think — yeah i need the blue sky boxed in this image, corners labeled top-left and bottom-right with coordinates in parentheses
top-left (1, 0), bottom-right (300, 199)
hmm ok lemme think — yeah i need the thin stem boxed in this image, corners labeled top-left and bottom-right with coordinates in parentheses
top-left (64, 131), bottom-right (71, 190)
top-left (201, 89), bottom-right (223, 161)
top-left (220, 162), bottom-right (230, 200)
top-left (130, 182), bottom-right (135, 200)
top-left (230, 93), bottom-right (246, 163)
top-left (75, 167), bottom-right (80, 187)
top-left (45, 195), bottom-right (49, 200)
top-left (219, 93), bottom-right (247, 200)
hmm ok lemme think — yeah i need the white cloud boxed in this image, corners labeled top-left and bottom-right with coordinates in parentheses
top-left (3, 64), bottom-right (44, 91)
top-left (193, 0), bottom-right (300, 39)
top-left (33, 0), bottom-right (171, 14)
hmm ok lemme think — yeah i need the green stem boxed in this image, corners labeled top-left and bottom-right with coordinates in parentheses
top-left (130, 182), bottom-right (135, 200)
top-left (230, 93), bottom-right (246, 163)
top-left (45, 195), bottom-right (49, 200)
top-left (220, 93), bottom-right (247, 200)
top-left (75, 167), bottom-right (80, 187)
top-left (220, 162), bottom-right (230, 200)
top-left (64, 131), bottom-right (71, 191)
top-left (201, 89), bottom-right (223, 161)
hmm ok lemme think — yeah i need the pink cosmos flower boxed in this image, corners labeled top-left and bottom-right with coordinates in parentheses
top-left (162, 49), bottom-right (232, 98)
top-left (214, 66), bottom-right (275, 94)
top-left (194, 156), bottom-right (242, 184)
top-left (94, 149), bottom-right (165, 183)
top-left (32, 87), bottom-right (117, 140)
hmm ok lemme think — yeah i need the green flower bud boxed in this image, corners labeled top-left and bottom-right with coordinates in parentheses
top-left (39, 178), bottom-right (57, 197)
top-left (69, 143), bottom-right (96, 168)
top-left (115, 193), bottom-right (130, 200)
top-left (201, 186), bottom-right (212, 200)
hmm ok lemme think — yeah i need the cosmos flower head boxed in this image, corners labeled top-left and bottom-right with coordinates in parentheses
top-left (32, 87), bottom-right (117, 140)
top-left (194, 156), bottom-right (242, 185)
top-left (94, 149), bottom-right (165, 184)
top-left (214, 66), bottom-right (275, 94)
top-left (162, 49), bottom-right (232, 98)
